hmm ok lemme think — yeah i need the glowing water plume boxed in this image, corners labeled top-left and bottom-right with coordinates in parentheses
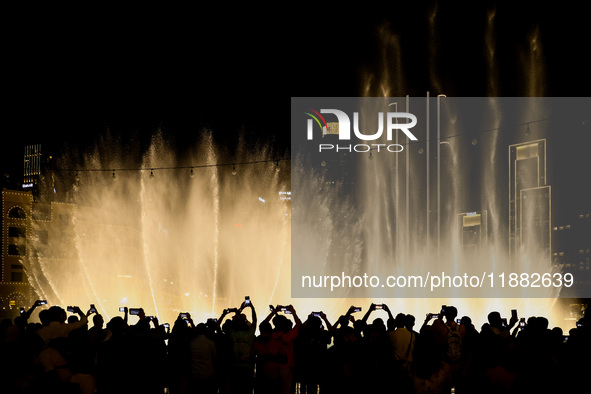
top-left (485, 7), bottom-right (499, 97)
top-left (27, 130), bottom-right (291, 325)
top-left (342, 13), bottom-right (563, 330)
top-left (427, 1), bottom-right (443, 95)
top-left (483, 6), bottom-right (502, 246)
top-left (362, 22), bottom-right (406, 97)
top-left (522, 25), bottom-right (546, 97)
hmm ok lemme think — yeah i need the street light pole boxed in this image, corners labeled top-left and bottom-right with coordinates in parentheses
top-left (427, 92), bottom-right (430, 252)
top-left (389, 101), bottom-right (399, 259)
top-left (437, 94), bottom-right (446, 258)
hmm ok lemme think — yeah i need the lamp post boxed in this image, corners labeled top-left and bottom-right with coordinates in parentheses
top-left (437, 94), bottom-right (446, 258)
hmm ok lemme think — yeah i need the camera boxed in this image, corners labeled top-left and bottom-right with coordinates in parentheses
top-left (501, 318), bottom-right (507, 328)
top-left (269, 305), bottom-right (274, 312)
top-left (119, 307), bottom-right (125, 312)
top-left (129, 308), bottom-right (141, 316)
top-left (245, 296), bottom-right (251, 305)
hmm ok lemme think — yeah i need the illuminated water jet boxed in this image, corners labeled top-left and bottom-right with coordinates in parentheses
top-left (27, 131), bottom-right (292, 325)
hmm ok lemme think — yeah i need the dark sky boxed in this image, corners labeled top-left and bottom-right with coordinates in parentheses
top-left (2, 3), bottom-right (590, 182)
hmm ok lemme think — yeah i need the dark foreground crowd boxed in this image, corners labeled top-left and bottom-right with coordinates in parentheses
top-left (0, 300), bottom-right (589, 394)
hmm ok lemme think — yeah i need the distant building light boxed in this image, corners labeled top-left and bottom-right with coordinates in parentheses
top-left (22, 183), bottom-right (34, 189)
top-left (259, 197), bottom-right (266, 203)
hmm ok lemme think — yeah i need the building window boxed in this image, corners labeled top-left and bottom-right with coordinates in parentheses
top-left (11, 272), bottom-right (23, 282)
top-left (8, 227), bottom-right (26, 238)
top-left (8, 244), bottom-right (26, 256)
top-left (8, 207), bottom-right (26, 219)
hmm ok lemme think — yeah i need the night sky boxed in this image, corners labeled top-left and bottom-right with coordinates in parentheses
top-left (2, 3), bottom-right (590, 182)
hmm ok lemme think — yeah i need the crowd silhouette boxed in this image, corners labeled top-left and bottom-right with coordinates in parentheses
top-left (0, 299), bottom-right (589, 394)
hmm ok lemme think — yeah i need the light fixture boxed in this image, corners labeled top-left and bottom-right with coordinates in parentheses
top-left (190, 168), bottom-right (195, 178)
top-left (149, 169), bottom-right (155, 178)
top-left (472, 138), bottom-right (478, 146)
top-left (275, 161), bottom-right (280, 172)
top-left (74, 171), bottom-right (80, 182)
top-left (369, 150), bottom-right (373, 160)
top-left (112, 170), bottom-right (116, 180)
top-left (232, 165), bottom-right (237, 176)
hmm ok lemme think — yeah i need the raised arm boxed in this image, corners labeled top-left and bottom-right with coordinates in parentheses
top-left (320, 312), bottom-right (334, 332)
top-left (286, 305), bottom-right (301, 328)
top-left (361, 303), bottom-right (376, 325)
top-left (240, 300), bottom-right (257, 328)
top-left (383, 304), bottom-right (394, 322)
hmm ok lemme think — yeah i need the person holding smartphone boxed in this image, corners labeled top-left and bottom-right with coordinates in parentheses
top-left (36, 305), bottom-right (91, 345)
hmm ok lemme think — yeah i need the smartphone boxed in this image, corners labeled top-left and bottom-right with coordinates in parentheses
top-left (441, 305), bottom-right (447, 313)
top-left (180, 312), bottom-right (189, 319)
top-left (375, 304), bottom-right (383, 310)
top-left (163, 323), bottom-right (170, 328)
top-left (312, 312), bottom-right (322, 317)
top-left (67, 306), bottom-right (75, 313)
top-left (501, 318), bottom-right (507, 327)
top-left (90, 304), bottom-right (97, 313)
top-left (431, 313), bottom-right (440, 319)
top-left (119, 307), bottom-right (125, 312)
top-left (207, 318), bottom-right (218, 324)
top-left (39, 300), bottom-right (47, 305)
top-left (280, 306), bottom-right (292, 314)
top-left (352, 307), bottom-right (362, 313)
top-left (20, 307), bottom-right (25, 315)
top-left (511, 309), bottom-right (517, 320)
top-left (146, 316), bottom-right (154, 321)
top-left (519, 318), bottom-right (525, 328)
top-left (456, 318), bottom-right (461, 324)
top-left (245, 296), bottom-right (251, 305)
top-left (129, 308), bottom-right (141, 316)
top-left (269, 305), bottom-right (274, 312)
